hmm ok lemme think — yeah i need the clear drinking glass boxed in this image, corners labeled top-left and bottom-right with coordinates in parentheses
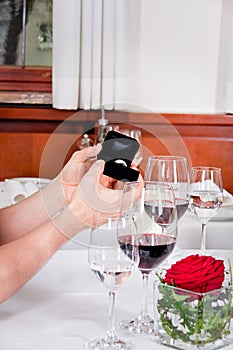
top-left (119, 181), bottom-right (177, 334)
top-left (145, 156), bottom-right (190, 223)
top-left (155, 283), bottom-right (232, 350)
top-left (189, 166), bottom-right (223, 253)
top-left (86, 214), bottom-right (139, 350)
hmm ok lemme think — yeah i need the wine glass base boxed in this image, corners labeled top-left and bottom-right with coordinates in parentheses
top-left (86, 337), bottom-right (132, 350)
top-left (119, 315), bottom-right (154, 334)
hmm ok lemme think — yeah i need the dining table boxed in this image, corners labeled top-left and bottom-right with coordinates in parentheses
top-left (0, 209), bottom-right (233, 350)
top-left (0, 178), bottom-right (233, 349)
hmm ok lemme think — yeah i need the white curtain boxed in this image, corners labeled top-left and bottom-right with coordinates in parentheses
top-left (52, 0), bottom-right (140, 110)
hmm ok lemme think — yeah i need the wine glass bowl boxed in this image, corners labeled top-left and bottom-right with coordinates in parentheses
top-left (87, 214), bottom-right (139, 350)
top-left (144, 181), bottom-right (177, 234)
top-left (145, 155), bottom-right (189, 222)
top-left (189, 192), bottom-right (222, 221)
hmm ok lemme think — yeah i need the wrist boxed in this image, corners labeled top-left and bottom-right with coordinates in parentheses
top-left (40, 176), bottom-right (67, 220)
top-left (52, 205), bottom-right (89, 241)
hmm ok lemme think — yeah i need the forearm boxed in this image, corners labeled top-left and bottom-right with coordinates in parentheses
top-left (0, 176), bottom-right (66, 244)
top-left (0, 206), bottom-right (88, 303)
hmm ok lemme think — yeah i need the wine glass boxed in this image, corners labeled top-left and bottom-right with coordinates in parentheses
top-left (145, 156), bottom-right (190, 223)
top-left (86, 213), bottom-right (139, 350)
top-left (119, 181), bottom-right (177, 334)
top-left (189, 166), bottom-right (223, 253)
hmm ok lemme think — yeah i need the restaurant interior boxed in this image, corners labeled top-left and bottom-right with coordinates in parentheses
top-left (0, 1), bottom-right (233, 350)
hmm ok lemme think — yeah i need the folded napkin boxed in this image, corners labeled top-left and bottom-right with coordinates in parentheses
top-left (24, 181), bottom-right (39, 196)
top-left (5, 179), bottom-right (40, 204)
top-left (6, 180), bottom-right (27, 204)
top-left (222, 189), bottom-right (233, 207)
top-left (3, 179), bottom-right (44, 206)
top-left (191, 181), bottom-right (233, 207)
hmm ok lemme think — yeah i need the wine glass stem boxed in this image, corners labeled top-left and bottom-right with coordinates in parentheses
top-left (201, 222), bottom-right (207, 254)
top-left (105, 291), bottom-right (117, 342)
top-left (161, 227), bottom-right (166, 235)
top-left (140, 272), bottom-right (150, 318)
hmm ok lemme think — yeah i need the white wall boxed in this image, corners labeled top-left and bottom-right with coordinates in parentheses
top-left (138, 0), bottom-right (233, 113)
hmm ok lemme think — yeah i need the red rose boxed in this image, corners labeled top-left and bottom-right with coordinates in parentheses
top-left (163, 254), bottom-right (225, 294)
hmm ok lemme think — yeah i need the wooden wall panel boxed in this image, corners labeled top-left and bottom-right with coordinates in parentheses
top-left (0, 132), bottom-right (83, 180)
top-left (0, 133), bottom-right (31, 179)
top-left (0, 107), bottom-right (232, 194)
top-left (183, 138), bottom-right (233, 194)
top-left (140, 133), bottom-right (233, 193)
top-left (38, 133), bottom-right (83, 178)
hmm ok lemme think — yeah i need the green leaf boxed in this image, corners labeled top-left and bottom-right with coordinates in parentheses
top-left (157, 283), bottom-right (232, 345)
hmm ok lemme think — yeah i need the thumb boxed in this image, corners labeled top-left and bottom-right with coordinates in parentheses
top-left (78, 159), bottom-right (122, 214)
top-left (85, 159), bottom-right (105, 183)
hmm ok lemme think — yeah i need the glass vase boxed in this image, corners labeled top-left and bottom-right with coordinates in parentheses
top-left (155, 282), bottom-right (233, 350)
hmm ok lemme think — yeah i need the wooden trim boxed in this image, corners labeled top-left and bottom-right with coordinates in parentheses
top-left (0, 66), bottom-right (52, 84)
top-left (0, 106), bottom-right (75, 121)
top-left (0, 107), bottom-right (232, 193)
top-left (0, 66), bottom-right (52, 103)
top-left (0, 92), bottom-right (52, 104)
top-left (0, 106), bottom-right (233, 125)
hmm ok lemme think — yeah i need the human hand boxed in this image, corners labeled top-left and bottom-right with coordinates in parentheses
top-left (58, 144), bottom-right (102, 204)
top-left (60, 142), bottom-right (142, 198)
top-left (98, 161), bottom-right (143, 190)
top-left (69, 159), bottom-right (143, 226)
top-left (52, 159), bottom-right (144, 242)
top-left (68, 160), bottom-right (122, 223)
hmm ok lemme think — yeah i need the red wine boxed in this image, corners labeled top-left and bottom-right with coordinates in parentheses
top-left (144, 202), bottom-right (175, 226)
top-left (120, 233), bottom-right (176, 274)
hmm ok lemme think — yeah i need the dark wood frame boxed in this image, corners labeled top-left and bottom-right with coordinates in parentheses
top-left (0, 66), bottom-right (52, 103)
top-left (0, 106), bottom-right (233, 194)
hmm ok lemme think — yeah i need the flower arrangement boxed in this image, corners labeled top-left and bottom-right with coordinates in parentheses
top-left (157, 254), bottom-right (233, 349)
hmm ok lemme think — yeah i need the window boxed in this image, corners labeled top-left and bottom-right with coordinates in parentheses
top-left (0, 0), bottom-right (52, 104)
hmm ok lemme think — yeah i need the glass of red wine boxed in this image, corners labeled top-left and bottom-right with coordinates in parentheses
top-left (145, 156), bottom-right (189, 224)
top-left (119, 180), bottom-right (177, 335)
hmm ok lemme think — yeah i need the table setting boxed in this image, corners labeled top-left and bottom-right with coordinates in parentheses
top-left (0, 147), bottom-right (233, 350)
top-left (0, 248), bottom-right (232, 350)
top-left (0, 177), bottom-right (51, 208)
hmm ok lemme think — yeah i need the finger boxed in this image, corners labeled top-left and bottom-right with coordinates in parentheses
top-left (112, 180), bottom-right (125, 191)
top-left (78, 159), bottom-right (122, 213)
top-left (70, 144), bottom-right (102, 163)
top-left (137, 173), bottom-right (144, 182)
top-left (86, 159), bottom-right (105, 182)
top-left (99, 173), bottom-right (118, 189)
top-left (130, 162), bottom-right (140, 170)
top-left (131, 161), bottom-right (137, 168)
top-left (86, 143), bottom-right (102, 159)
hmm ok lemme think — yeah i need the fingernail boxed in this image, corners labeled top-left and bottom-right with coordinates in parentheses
top-left (95, 143), bottom-right (102, 152)
top-left (96, 159), bottom-right (105, 166)
top-left (89, 143), bottom-right (101, 154)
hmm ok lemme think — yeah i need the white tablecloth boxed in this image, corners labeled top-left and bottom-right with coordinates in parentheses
top-left (62, 210), bottom-right (233, 250)
top-left (0, 179), bottom-right (233, 349)
top-left (1, 179), bottom-right (232, 250)
top-left (177, 211), bottom-right (233, 249)
top-left (0, 249), bottom-right (233, 350)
